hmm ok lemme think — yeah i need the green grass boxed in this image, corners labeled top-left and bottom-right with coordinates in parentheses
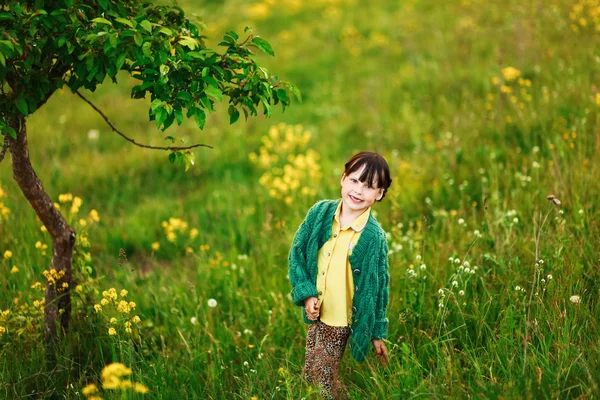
top-left (1, 0), bottom-right (600, 398)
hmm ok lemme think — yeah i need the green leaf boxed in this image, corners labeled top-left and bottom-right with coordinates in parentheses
top-left (91, 17), bottom-right (112, 26)
top-left (286, 83), bottom-right (302, 102)
top-left (0, 53), bottom-right (5, 67)
top-left (164, 136), bottom-right (175, 143)
top-left (134, 32), bottom-right (143, 46)
top-left (150, 98), bottom-right (163, 111)
top-left (140, 20), bottom-right (153, 33)
top-left (15, 98), bottom-right (28, 116)
top-left (115, 18), bottom-right (135, 28)
top-left (205, 86), bottom-right (222, 102)
top-left (250, 37), bottom-right (274, 56)
top-left (5, 127), bottom-right (16, 140)
top-left (98, 0), bottom-right (108, 9)
top-left (194, 109), bottom-right (206, 130)
top-left (168, 152), bottom-right (176, 163)
top-left (174, 109), bottom-right (184, 125)
top-left (142, 42), bottom-right (152, 57)
top-left (176, 91), bottom-right (192, 102)
top-left (159, 27), bottom-right (173, 36)
top-left (115, 52), bottom-right (127, 71)
top-left (183, 151), bottom-right (195, 171)
top-left (202, 75), bottom-right (218, 88)
top-left (228, 105), bottom-right (240, 124)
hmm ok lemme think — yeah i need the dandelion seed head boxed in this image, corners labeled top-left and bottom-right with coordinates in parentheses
top-left (570, 295), bottom-right (580, 304)
top-left (207, 298), bottom-right (218, 308)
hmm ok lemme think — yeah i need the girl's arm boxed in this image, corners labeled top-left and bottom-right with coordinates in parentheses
top-left (372, 238), bottom-right (390, 339)
top-left (288, 204), bottom-right (321, 307)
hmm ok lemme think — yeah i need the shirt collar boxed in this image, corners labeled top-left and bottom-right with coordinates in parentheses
top-left (334, 200), bottom-right (371, 233)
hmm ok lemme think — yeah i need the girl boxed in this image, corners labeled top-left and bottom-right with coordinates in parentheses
top-left (288, 151), bottom-right (392, 398)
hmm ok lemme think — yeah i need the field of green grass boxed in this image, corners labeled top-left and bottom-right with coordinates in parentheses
top-left (1, 0), bottom-right (600, 398)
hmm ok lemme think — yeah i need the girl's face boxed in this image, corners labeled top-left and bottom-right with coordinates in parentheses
top-left (340, 165), bottom-right (383, 215)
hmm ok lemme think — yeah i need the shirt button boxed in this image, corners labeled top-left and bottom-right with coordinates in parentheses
top-left (352, 306), bottom-right (357, 313)
top-left (318, 291), bottom-right (323, 296)
top-left (353, 268), bottom-right (360, 275)
top-left (326, 252), bottom-right (330, 257)
top-left (333, 234), bottom-right (338, 238)
top-left (322, 272), bottom-right (325, 275)
top-left (354, 285), bottom-right (358, 293)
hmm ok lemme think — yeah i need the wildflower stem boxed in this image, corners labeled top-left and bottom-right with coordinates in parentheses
top-left (523, 203), bottom-right (553, 374)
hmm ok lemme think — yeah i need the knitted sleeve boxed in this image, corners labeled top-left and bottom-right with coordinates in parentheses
top-left (288, 202), bottom-right (321, 307)
top-left (372, 234), bottom-right (390, 339)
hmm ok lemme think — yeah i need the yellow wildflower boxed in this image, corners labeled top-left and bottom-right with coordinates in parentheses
top-left (0, 326), bottom-right (6, 336)
top-left (31, 282), bottom-right (42, 289)
top-left (189, 228), bottom-right (199, 239)
top-left (132, 315), bottom-right (141, 323)
top-left (58, 193), bottom-right (73, 203)
top-left (596, 93), bottom-right (600, 106)
top-left (71, 196), bottom-right (82, 214)
top-left (128, 301), bottom-right (136, 309)
top-left (94, 304), bottom-right (102, 313)
top-left (75, 285), bottom-right (83, 293)
top-left (108, 327), bottom-right (117, 335)
top-left (79, 219), bottom-right (87, 227)
top-left (134, 383), bottom-right (149, 394)
top-left (100, 298), bottom-right (109, 306)
top-left (33, 300), bottom-right (41, 307)
top-left (3, 250), bottom-right (12, 259)
top-left (501, 66), bottom-right (521, 81)
top-left (117, 301), bottom-right (130, 313)
top-left (120, 289), bottom-right (128, 297)
top-left (110, 317), bottom-right (117, 324)
top-left (82, 383), bottom-right (97, 395)
top-left (62, 282), bottom-right (69, 289)
top-left (10, 265), bottom-right (18, 274)
top-left (151, 242), bottom-right (160, 251)
top-left (40, 226), bottom-right (47, 232)
top-left (120, 380), bottom-right (133, 389)
top-left (89, 209), bottom-right (100, 222)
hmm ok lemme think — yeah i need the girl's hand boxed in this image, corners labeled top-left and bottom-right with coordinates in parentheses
top-left (304, 296), bottom-right (320, 320)
top-left (371, 339), bottom-right (389, 366)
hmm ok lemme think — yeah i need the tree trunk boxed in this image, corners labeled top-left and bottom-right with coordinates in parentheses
top-left (8, 117), bottom-right (76, 343)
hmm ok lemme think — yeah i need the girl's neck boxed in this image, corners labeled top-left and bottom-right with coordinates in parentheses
top-left (339, 202), bottom-right (364, 228)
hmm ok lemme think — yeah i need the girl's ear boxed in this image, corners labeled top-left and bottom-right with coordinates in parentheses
top-left (376, 189), bottom-right (384, 201)
top-left (340, 174), bottom-right (346, 186)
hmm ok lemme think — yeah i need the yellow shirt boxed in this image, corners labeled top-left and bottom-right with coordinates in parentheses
top-left (316, 201), bottom-right (370, 327)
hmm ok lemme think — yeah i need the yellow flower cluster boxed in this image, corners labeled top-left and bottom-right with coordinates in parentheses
top-left (569, 0), bottom-right (600, 32)
top-left (0, 309), bottom-right (10, 337)
top-left (161, 217), bottom-right (189, 242)
top-left (3, 250), bottom-right (12, 259)
top-left (42, 268), bottom-right (66, 289)
top-left (94, 288), bottom-right (141, 336)
top-left (82, 362), bottom-right (149, 399)
top-left (35, 241), bottom-right (49, 256)
top-left (0, 185), bottom-right (9, 220)
top-left (488, 67), bottom-right (533, 112)
top-left (249, 123), bottom-right (321, 205)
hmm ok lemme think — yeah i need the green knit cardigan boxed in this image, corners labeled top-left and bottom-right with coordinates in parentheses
top-left (288, 199), bottom-right (390, 362)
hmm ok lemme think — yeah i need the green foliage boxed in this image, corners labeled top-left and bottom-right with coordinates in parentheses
top-left (0, 0), bottom-right (300, 145)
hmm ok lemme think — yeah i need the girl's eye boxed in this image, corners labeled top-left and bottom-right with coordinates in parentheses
top-left (350, 179), bottom-right (358, 183)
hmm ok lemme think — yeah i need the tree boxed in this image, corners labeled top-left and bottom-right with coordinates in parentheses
top-left (0, 0), bottom-right (299, 344)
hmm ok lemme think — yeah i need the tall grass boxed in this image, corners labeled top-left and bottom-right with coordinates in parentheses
top-left (1, 0), bottom-right (599, 398)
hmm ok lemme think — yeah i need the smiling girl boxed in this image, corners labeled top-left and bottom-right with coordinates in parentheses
top-left (288, 152), bottom-right (392, 399)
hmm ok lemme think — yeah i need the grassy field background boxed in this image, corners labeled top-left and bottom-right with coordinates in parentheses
top-left (1, 0), bottom-right (600, 398)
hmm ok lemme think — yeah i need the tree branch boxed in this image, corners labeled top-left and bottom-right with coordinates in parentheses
top-left (75, 91), bottom-right (213, 150)
top-left (0, 134), bottom-right (9, 164)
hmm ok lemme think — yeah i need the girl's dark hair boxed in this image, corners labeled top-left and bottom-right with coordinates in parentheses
top-left (343, 152), bottom-right (392, 201)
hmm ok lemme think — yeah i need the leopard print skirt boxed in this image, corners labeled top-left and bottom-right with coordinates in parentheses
top-left (303, 320), bottom-right (351, 399)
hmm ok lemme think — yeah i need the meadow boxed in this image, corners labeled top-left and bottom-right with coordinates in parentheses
top-left (1, 0), bottom-right (600, 398)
